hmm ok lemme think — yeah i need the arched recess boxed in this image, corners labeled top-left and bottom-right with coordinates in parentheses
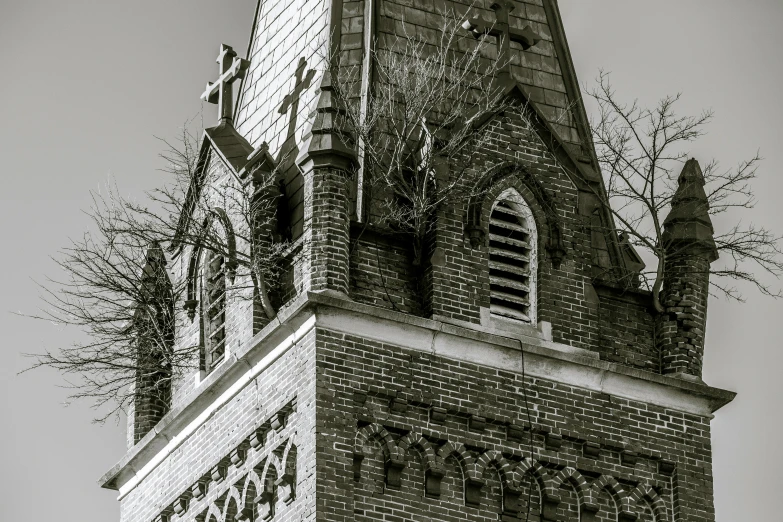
top-left (132, 241), bottom-right (175, 443)
top-left (184, 209), bottom-right (239, 321)
top-left (465, 163), bottom-right (567, 268)
top-left (220, 486), bottom-right (243, 522)
top-left (629, 484), bottom-right (668, 521)
top-left (182, 209), bottom-right (239, 373)
top-left (240, 471), bottom-right (261, 518)
top-left (550, 467), bottom-right (591, 521)
top-left (590, 475), bottom-right (628, 521)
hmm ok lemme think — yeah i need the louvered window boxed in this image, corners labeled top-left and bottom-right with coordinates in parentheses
top-left (202, 250), bottom-right (226, 372)
top-left (488, 189), bottom-right (537, 323)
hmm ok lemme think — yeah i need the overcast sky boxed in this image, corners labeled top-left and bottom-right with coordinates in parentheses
top-left (1, 1), bottom-right (781, 520)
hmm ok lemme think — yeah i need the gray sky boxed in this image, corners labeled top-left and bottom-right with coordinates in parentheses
top-left (1, 1), bottom-right (780, 520)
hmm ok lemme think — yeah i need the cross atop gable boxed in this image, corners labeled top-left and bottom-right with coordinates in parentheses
top-left (201, 44), bottom-right (250, 124)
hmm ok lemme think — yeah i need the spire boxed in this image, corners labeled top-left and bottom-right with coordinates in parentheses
top-left (662, 159), bottom-right (719, 262)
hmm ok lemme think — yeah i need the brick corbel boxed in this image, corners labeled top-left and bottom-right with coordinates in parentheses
top-left (621, 450), bottom-right (639, 467)
top-left (230, 444), bottom-right (248, 466)
top-left (249, 427), bottom-right (267, 449)
top-left (255, 491), bottom-right (275, 521)
top-left (424, 467), bottom-right (445, 497)
top-left (502, 485), bottom-right (525, 517)
top-left (541, 494), bottom-right (561, 521)
top-left (191, 477), bottom-right (209, 501)
top-left (235, 506), bottom-right (254, 522)
top-left (545, 432), bottom-right (563, 450)
top-left (581, 441), bottom-right (599, 458)
top-left (430, 406), bottom-right (447, 424)
top-left (275, 472), bottom-right (296, 504)
top-left (465, 477), bottom-right (486, 506)
top-left (172, 493), bottom-right (190, 515)
top-left (385, 456), bottom-right (406, 488)
top-left (580, 504), bottom-right (601, 522)
top-left (210, 462), bottom-right (227, 483)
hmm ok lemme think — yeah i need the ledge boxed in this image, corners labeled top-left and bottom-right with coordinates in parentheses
top-left (308, 292), bottom-right (735, 417)
top-left (99, 291), bottom-right (736, 496)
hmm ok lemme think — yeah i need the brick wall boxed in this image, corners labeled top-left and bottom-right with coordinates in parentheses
top-left (596, 285), bottom-right (658, 372)
top-left (657, 255), bottom-right (711, 378)
top-left (316, 326), bottom-right (717, 522)
top-left (120, 328), bottom-right (317, 522)
top-left (349, 113), bottom-right (602, 351)
top-left (112, 3), bottom-right (729, 522)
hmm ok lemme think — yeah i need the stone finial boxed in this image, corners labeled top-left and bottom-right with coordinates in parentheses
top-left (297, 71), bottom-right (356, 167)
top-left (662, 159), bottom-right (718, 262)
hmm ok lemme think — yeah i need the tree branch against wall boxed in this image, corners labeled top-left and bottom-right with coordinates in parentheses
top-left (22, 124), bottom-right (287, 421)
top-left (588, 71), bottom-right (783, 310)
top-left (333, 9), bottom-right (536, 268)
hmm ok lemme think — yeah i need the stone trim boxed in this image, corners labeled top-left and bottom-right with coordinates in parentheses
top-left (312, 294), bottom-right (734, 417)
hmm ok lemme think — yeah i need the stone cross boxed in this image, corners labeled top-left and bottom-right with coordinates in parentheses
top-left (201, 44), bottom-right (250, 124)
top-left (462, 2), bottom-right (542, 79)
top-left (278, 57), bottom-right (316, 115)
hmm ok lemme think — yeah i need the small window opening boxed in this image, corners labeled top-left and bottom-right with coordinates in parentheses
top-left (488, 190), bottom-right (537, 323)
top-left (202, 250), bottom-right (226, 371)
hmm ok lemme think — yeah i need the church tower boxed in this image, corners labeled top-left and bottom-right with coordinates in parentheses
top-left (100, 2), bottom-right (735, 522)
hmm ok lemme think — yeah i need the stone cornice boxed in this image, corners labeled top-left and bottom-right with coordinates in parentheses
top-left (99, 292), bottom-right (735, 496)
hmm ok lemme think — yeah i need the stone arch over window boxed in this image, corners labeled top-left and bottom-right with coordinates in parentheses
top-left (487, 187), bottom-right (538, 323)
top-left (465, 163), bottom-right (566, 269)
top-left (465, 164), bottom-right (568, 328)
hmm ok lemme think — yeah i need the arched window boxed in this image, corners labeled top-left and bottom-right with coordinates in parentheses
top-left (488, 188), bottom-right (537, 324)
top-left (201, 247), bottom-right (227, 372)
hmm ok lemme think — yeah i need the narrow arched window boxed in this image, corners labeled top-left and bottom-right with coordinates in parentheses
top-left (488, 188), bottom-right (537, 324)
top-left (201, 248), bottom-right (227, 372)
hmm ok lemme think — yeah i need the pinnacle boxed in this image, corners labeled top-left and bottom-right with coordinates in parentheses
top-left (662, 158), bottom-right (719, 262)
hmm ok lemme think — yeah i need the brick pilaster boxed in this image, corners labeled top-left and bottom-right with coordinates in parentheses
top-left (300, 159), bottom-right (353, 295)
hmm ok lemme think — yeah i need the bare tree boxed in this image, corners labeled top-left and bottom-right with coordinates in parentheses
top-left (24, 124), bottom-right (287, 421)
top-left (333, 9), bottom-right (535, 268)
top-left (588, 71), bottom-right (783, 311)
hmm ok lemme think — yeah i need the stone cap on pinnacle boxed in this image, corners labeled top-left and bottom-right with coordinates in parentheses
top-left (662, 158), bottom-right (719, 262)
top-left (296, 71), bottom-right (356, 169)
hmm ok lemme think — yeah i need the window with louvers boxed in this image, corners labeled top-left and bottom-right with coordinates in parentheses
top-left (488, 190), bottom-right (537, 323)
top-left (202, 250), bottom-right (226, 372)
